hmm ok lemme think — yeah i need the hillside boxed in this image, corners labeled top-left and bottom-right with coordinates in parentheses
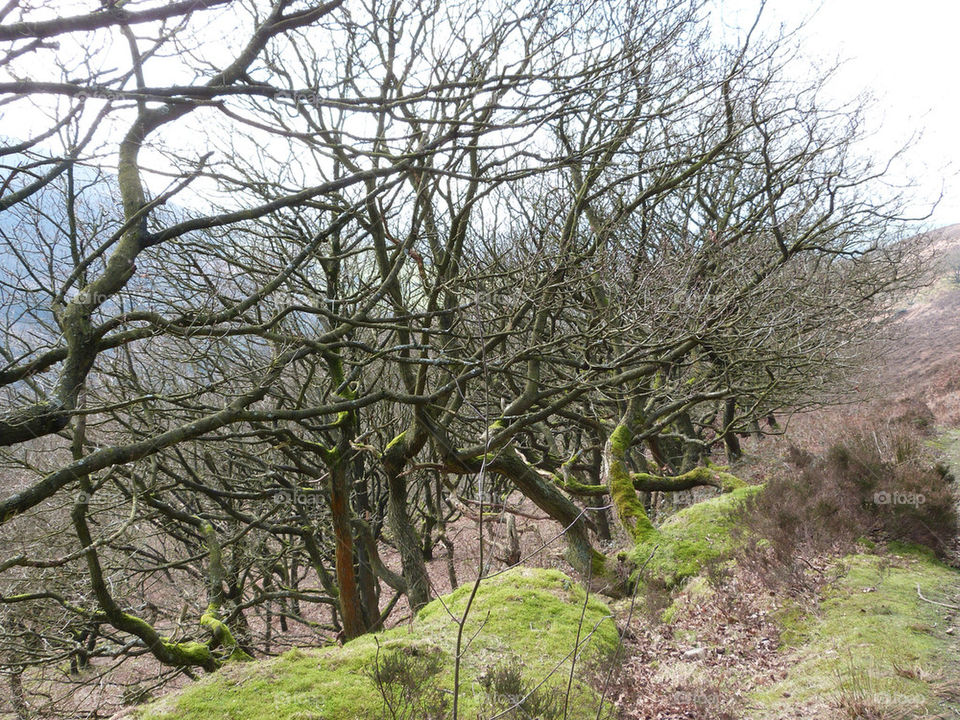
top-left (1, 4), bottom-right (957, 713)
top-left (605, 225), bottom-right (960, 719)
top-left (118, 229), bottom-right (960, 720)
top-left (125, 568), bottom-right (619, 720)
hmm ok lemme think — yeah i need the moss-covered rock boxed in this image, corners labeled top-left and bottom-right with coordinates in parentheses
top-left (131, 567), bottom-right (619, 720)
top-left (629, 485), bottom-right (763, 588)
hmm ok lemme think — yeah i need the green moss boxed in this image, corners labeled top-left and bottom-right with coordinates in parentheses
top-left (590, 549), bottom-right (610, 579)
top-left (607, 424), bottom-right (657, 544)
top-left (200, 606), bottom-right (254, 663)
top-left (885, 540), bottom-right (939, 562)
top-left (136, 567), bottom-right (618, 720)
top-left (555, 474), bottom-right (606, 496)
top-left (382, 430), bottom-right (407, 454)
top-left (714, 470), bottom-right (745, 492)
top-left (770, 600), bottom-right (807, 647)
top-left (629, 485), bottom-right (762, 588)
top-left (629, 465), bottom-right (746, 495)
top-left (469, 452), bottom-right (497, 463)
top-left (659, 603), bottom-right (679, 625)
top-left (159, 640), bottom-right (213, 666)
top-left (609, 424), bottom-right (632, 454)
top-left (610, 460), bottom-right (657, 544)
top-left (750, 551), bottom-right (960, 717)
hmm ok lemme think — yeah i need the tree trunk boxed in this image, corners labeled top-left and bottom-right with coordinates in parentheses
top-left (603, 422), bottom-right (657, 544)
top-left (722, 398), bottom-right (742, 462)
top-left (350, 460), bottom-right (381, 630)
top-left (677, 411), bottom-right (704, 471)
top-left (329, 458), bottom-right (366, 639)
top-left (9, 668), bottom-right (29, 720)
top-left (385, 466), bottom-right (431, 611)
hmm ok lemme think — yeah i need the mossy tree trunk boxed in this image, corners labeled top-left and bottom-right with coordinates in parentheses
top-left (382, 429), bottom-right (431, 612)
top-left (603, 413), bottom-right (658, 545)
top-left (199, 524), bottom-right (254, 662)
top-left (73, 491), bottom-right (223, 671)
top-left (262, 350), bottom-right (373, 640)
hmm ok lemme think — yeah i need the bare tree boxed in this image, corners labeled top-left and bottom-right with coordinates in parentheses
top-left (0, 0), bottom-right (929, 714)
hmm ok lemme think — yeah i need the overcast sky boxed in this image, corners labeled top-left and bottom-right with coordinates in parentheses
top-left (721, 0), bottom-right (960, 229)
top-left (5, 1), bottom-right (957, 230)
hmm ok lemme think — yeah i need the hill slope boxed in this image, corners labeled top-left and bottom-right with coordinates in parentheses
top-left (125, 567), bottom-right (619, 720)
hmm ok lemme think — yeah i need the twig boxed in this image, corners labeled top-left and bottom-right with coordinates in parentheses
top-left (459, 495), bottom-right (551, 522)
top-left (916, 583), bottom-right (960, 610)
top-left (563, 559), bottom-right (593, 720)
top-left (799, 555), bottom-right (825, 576)
top-left (371, 638), bottom-right (399, 720)
top-left (595, 544), bottom-right (659, 720)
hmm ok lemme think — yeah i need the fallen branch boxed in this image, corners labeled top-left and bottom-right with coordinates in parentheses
top-left (916, 583), bottom-right (960, 610)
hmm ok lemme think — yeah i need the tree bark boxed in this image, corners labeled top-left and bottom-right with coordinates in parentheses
top-left (328, 457), bottom-right (366, 639)
top-left (722, 397), bottom-right (743, 462)
top-left (383, 431), bottom-right (431, 612)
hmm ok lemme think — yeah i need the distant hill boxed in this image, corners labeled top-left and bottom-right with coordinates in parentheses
top-left (0, 150), bottom-right (123, 327)
top-left (883, 224), bottom-right (960, 425)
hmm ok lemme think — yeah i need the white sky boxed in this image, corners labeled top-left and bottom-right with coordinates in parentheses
top-left (4, 1), bottom-right (959, 229)
top-left (720, 0), bottom-right (960, 228)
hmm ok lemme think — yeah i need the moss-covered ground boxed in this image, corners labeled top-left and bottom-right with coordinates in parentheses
top-left (748, 545), bottom-right (960, 718)
top-left (127, 476), bottom-right (958, 720)
top-left (133, 567), bottom-right (619, 720)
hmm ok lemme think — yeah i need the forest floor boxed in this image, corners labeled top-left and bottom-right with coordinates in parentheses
top-left (608, 534), bottom-right (960, 719)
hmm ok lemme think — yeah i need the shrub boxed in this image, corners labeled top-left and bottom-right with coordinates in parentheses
top-left (369, 644), bottom-right (448, 720)
top-left (735, 422), bottom-right (957, 589)
top-left (478, 656), bottom-right (562, 720)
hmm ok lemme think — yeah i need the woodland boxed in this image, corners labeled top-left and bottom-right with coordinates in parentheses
top-left (0, 1), bottom-right (953, 718)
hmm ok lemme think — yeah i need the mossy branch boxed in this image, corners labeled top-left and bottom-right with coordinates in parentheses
top-left (603, 418), bottom-right (657, 545)
top-left (631, 465), bottom-right (745, 493)
top-left (200, 606), bottom-right (254, 663)
top-left (200, 524), bottom-right (253, 662)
